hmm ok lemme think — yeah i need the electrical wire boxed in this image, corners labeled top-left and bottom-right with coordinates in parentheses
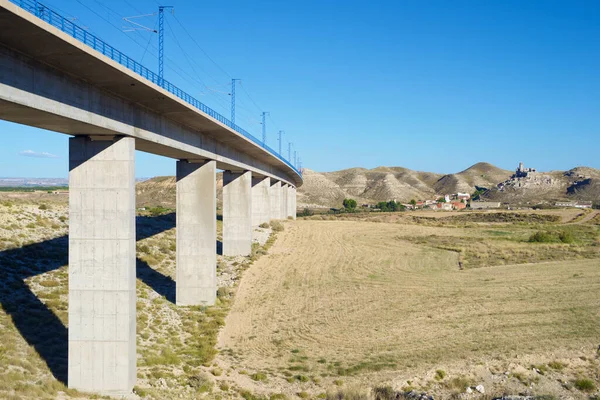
top-left (171, 13), bottom-right (231, 80)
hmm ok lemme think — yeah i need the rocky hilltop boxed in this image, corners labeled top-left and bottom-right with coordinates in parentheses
top-left (133, 162), bottom-right (600, 209)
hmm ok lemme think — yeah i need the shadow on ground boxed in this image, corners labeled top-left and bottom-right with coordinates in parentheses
top-left (0, 212), bottom-right (176, 384)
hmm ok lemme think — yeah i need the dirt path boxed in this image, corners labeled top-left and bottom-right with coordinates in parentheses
top-left (569, 209), bottom-right (600, 224)
top-left (216, 220), bottom-right (600, 397)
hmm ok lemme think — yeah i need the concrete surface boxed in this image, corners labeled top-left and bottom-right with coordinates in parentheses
top-left (68, 136), bottom-right (136, 395)
top-left (251, 176), bottom-right (271, 227)
top-left (223, 171), bottom-right (252, 256)
top-left (176, 160), bottom-right (217, 306)
top-left (292, 187), bottom-right (297, 219)
top-left (280, 183), bottom-right (289, 220)
top-left (287, 185), bottom-right (295, 219)
top-left (269, 180), bottom-right (282, 221)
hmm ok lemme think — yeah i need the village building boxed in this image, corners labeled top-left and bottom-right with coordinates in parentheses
top-left (555, 201), bottom-right (593, 209)
top-left (451, 201), bottom-right (467, 210)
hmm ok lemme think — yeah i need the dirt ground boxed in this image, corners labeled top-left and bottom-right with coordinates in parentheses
top-left (216, 219), bottom-right (600, 399)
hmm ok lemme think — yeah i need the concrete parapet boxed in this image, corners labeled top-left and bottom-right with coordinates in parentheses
top-left (176, 160), bottom-right (216, 306)
top-left (68, 136), bottom-right (136, 395)
top-left (251, 176), bottom-right (271, 226)
top-left (223, 171), bottom-right (252, 256)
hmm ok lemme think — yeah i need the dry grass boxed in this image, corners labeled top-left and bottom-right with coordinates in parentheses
top-left (218, 217), bottom-right (600, 398)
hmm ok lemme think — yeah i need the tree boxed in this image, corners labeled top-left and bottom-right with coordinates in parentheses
top-left (375, 200), bottom-right (405, 212)
top-left (410, 199), bottom-right (417, 207)
top-left (471, 187), bottom-right (487, 201)
top-left (343, 198), bottom-right (357, 210)
top-left (437, 197), bottom-right (446, 203)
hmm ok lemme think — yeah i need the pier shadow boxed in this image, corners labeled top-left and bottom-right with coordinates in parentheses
top-left (0, 212), bottom-right (177, 383)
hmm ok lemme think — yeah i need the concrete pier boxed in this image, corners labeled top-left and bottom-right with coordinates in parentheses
top-left (280, 183), bottom-right (288, 220)
top-left (68, 136), bottom-right (136, 395)
top-left (287, 185), bottom-right (295, 219)
top-left (251, 176), bottom-right (271, 227)
top-left (176, 160), bottom-right (216, 306)
top-left (270, 180), bottom-right (282, 220)
top-left (223, 171), bottom-right (252, 256)
top-left (292, 187), bottom-right (297, 219)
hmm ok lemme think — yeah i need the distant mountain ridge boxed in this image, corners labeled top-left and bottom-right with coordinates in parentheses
top-left (298, 162), bottom-right (600, 207)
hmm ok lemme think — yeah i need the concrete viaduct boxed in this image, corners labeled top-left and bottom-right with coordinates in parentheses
top-left (0, 0), bottom-right (301, 395)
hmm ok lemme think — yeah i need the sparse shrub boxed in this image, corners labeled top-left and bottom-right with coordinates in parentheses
top-left (270, 394), bottom-right (287, 400)
top-left (299, 208), bottom-right (314, 217)
top-left (38, 204), bottom-right (48, 210)
top-left (188, 373), bottom-right (213, 392)
top-left (529, 231), bottom-right (555, 243)
top-left (271, 221), bottom-right (284, 232)
top-left (133, 386), bottom-right (149, 397)
top-left (559, 231), bottom-right (575, 244)
top-left (326, 387), bottom-right (368, 400)
top-left (573, 378), bottom-right (596, 392)
top-left (219, 382), bottom-right (230, 391)
top-left (259, 222), bottom-right (270, 229)
top-left (211, 367), bottom-right (223, 376)
top-left (217, 287), bottom-right (231, 299)
top-left (297, 392), bottom-right (309, 399)
top-left (548, 361), bottom-right (566, 370)
top-left (445, 376), bottom-right (471, 391)
top-left (373, 386), bottom-right (397, 400)
top-left (295, 375), bottom-right (309, 382)
top-left (333, 380), bottom-right (344, 386)
top-left (38, 279), bottom-right (60, 287)
top-left (435, 369), bottom-right (446, 380)
top-left (240, 390), bottom-right (269, 400)
top-left (251, 372), bottom-right (268, 381)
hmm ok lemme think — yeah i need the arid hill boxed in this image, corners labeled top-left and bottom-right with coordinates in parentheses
top-left (298, 162), bottom-right (515, 207)
top-left (134, 163), bottom-right (600, 209)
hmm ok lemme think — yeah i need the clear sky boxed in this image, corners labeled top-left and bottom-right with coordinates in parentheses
top-left (1, 0), bottom-right (598, 178)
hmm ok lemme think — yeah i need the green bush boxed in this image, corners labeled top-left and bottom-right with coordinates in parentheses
top-left (573, 378), bottom-right (596, 392)
top-left (529, 231), bottom-right (555, 243)
top-left (259, 222), bottom-right (270, 229)
top-left (559, 231), bottom-right (575, 244)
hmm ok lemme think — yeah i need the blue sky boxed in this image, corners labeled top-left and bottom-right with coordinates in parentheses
top-left (1, 0), bottom-right (599, 177)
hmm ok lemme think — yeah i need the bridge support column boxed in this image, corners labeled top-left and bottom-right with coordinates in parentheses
top-left (68, 136), bottom-right (136, 395)
top-left (280, 183), bottom-right (288, 220)
top-left (287, 185), bottom-right (294, 219)
top-left (223, 171), bottom-right (252, 256)
top-left (269, 180), bottom-right (281, 220)
top-left (176, 160), bottom-right (216, 306)
top-left (290, 186), bottom-right (297, 220)
top-left (252, 177), bottom-right (271, 227)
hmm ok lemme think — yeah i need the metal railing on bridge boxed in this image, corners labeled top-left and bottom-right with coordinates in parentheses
top-left (9, 0), bottom-right (302, 178)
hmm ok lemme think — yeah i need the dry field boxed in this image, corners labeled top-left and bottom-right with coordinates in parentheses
top-left (217, 214), bottom-right (600, 399)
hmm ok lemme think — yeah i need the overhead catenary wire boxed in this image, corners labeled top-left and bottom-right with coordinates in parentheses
top-left (68, 1), bottom-right (297, 166)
